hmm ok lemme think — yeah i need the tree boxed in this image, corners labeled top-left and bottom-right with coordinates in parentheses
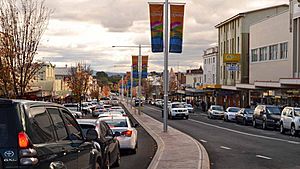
top-left (0, 0), bottom-right (52, 98)
top-left (169, 68), bottom-right (178, 94)
top-left (102, 86), bottom-right (110, 97)
top-left (95, 71), bottom-right (109, 87)
top-left (68, 63), bottom-right (92, 102)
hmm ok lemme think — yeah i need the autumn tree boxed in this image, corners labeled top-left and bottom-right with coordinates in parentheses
top-left (102, 86), bottom-right (110, 98)
top-left (0, 0), bottom-right (52, 98)
top-left (68, 63), bottom-right (92, 102)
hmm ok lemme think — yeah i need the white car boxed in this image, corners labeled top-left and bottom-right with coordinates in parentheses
top-left (280, 107), bottom-right (300, 136)
top-left (109, 109), bottom-right (126, 116)
top-left (184, 104), bottom-right (194, 113)
top-left (98, 111), bottom-right (124, 118)
top-left (168, 102), bottom-right (189, 119)
top-left (98, 116), bottom-right (138, 153)
top-left (224, 107), bottom-right (241, 122)
top-left (208, 105), bottom-right (225, 119)
top-left (110, 106), bottom-right (123, 110)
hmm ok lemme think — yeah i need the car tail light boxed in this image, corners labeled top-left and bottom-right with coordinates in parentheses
top-left (121, 130), bottom-right (132, 137)
top-left (18, 132), bottom-right (29, 148)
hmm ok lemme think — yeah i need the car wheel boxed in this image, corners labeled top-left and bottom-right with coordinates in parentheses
top-left (224, 115), bottom-right (227, 122)
top-left (132, 142), bottom-right (138, 154)
top-left (253, 119), bottom-right (257, 128)
top-left (291, 124), bottom-right (297, 136)
top-left (243, 118), bottom-right (247, 126)
top-left (185, 115), bottom-right (189, 120)
top-left (262, 121), bottom-right (267, 130)
top-left (280, 123), bottom-right (285, 134)
top-left (112, 150), bottom-right (120, 167)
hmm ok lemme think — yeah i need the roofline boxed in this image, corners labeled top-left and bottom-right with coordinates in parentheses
top-left (215, 4), bottom-right (289, 28)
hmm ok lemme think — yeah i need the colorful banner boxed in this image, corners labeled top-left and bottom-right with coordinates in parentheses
top-left (142, 55), bottom-right (148, 78)
top-left (149, 4), bottom-right (164, 53)
top-left (132, 56), bottom-right (138, 79)
top-left (169, 5), bottom-right (185, 53)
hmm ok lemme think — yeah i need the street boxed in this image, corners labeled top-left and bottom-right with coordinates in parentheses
top-left (142, 104), bottom-right (300, 169)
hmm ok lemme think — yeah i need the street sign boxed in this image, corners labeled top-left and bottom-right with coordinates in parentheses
top-left (226, 65), bottom-right (239, 71)
top-left (223, 54), bottom-right (241, 63)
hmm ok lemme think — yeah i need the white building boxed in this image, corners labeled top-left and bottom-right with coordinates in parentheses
top-left (249, 10), bottom-right (291, 84)
top-left (215, 4), bottom-right (289, 87)
top-left (203, 47), bottom-right (218, 85)
top-left (185, 67), bottom-right (203, 89)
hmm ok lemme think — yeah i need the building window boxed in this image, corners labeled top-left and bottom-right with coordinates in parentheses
top-left (251, 49), bottom-right (258, 62)
top-left (259, 47), bottom-right (268, 61)
top-left (204, 75), bottom-right (206, 83)
top-left (213, 74), bottom-right (215, 83)
top-left (237, 37), bottom-right (240, 53)
top-left (269, 44), bottom-right (278, 60)
top-left (213, 57), bottom-right (215, 63)
top-left (280, 42), bottom-right (288, 59)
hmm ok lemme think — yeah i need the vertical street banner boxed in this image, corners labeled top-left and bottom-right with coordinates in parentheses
top-left (149, 4), bottom-right (164, 53)
top-left (169, 5), bottom-right (185, 53)
top-left (142, 55), bottom-right (148, 78)
top-left (132, 56), bottom-right (138, 79)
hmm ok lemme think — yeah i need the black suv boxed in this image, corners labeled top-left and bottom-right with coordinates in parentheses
top-left (0, 99), bottom-right (101, 169)
top-left (253, 105), bottom-right (281, 130)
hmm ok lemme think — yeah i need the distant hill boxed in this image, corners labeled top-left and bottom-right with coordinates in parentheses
top-left (92, 71), bottom-right (125, 77)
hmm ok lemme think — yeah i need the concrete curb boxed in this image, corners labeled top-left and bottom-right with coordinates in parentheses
top-left (122, 102), bottom-right (210, 169)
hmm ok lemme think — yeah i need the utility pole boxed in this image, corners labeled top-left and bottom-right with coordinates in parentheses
top-left (163, 0), bottom-right (169, 132)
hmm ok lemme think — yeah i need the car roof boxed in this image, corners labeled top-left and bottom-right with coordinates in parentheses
top-left (0, 98), bottom-right (64, 108)
top-left (97, 116), bottom-right (128, 121)
top-left (77, 119), bottom-right (97, 125)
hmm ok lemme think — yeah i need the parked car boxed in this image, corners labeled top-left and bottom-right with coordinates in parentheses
top-left (111, 98), bottom-right (119, 106)
top-left (253, 105), bottom-right (281, 130)
top-left (98, 111), bottom-right (124, 118)
top-left (208, 105), bottom-right (225, 119)
top-left (184, 104), bottom-right (195, 113)
top-left (134, 99), bottom-right (143, 107)
top-left (77, 119), bottom-right (121, 168)
top-left (109, 108), bottom-right (127, 116)
top-left (0, 99), bottom-right (101, 169)
top-left (155, 99), bottom-right (163, 107)
top-left (279, 107), bottom-right (300, 136)
top-left (168, 102), bottom-right (189, 119)
top-left (235, 108), bottom-right (254, 125)
top-left (98, 116), bottom-right (138, 154)
top-left (92, 108), bottom-right (107, 117)
top-left (224, 107), bottom-right (241, 122)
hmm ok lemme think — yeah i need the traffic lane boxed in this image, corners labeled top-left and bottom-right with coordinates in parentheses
top-left (143, 105), bottom-right (300, 169)
top-left (146, 105), bottom-right (300, 143)
top-left (117, 105), bottom-right (157, 169)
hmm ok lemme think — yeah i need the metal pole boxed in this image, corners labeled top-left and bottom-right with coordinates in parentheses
top-left (131, 66), bottom-right (133, 107)
top-left (121, 75), bottom-right (124, 101)
top-left (163, 0), bottom-right (169, 132)
top-left (138, 44), bottom-right (142, 115)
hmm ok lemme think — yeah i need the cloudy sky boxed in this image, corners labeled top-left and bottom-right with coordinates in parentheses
top-left (38, 0), bottom-right (288, 73)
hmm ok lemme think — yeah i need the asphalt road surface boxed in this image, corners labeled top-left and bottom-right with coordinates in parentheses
top-left (116, 105), bottom-right (157, 169)
top-left (143, 104), bottom-right (300, 169)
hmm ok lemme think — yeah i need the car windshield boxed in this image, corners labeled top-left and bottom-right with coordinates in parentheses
top-left (229, 108), bottom-right (240, 112)
top-left (212, 106), bottom-right (223, 111)
top-left (68, 107), bottom-right (79, 111)
top-left (244, 109), bottom-right (254, 114)
top-left (103, 119), bottom-right (128, 128)
top-left (294, 108), bottom-right (300, 116)
top-left (266, 107), bottom-right (281, 115)
top-left (185, 104), bottom-right (192, 108)
top-left (172, 104), bottom-right (185, 108)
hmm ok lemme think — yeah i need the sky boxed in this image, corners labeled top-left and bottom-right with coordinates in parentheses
top-left (38, 0), bottom-right (288, 73)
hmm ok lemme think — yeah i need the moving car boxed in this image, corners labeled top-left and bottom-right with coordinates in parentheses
top-left (280, 107), bottom-right (300, 136)
top-left (168, 102), bottom-right (189, 119)
top-left (98, 111), bottom-right (124, 118)
top-left (208, 105), bottom-right (225, 119)
top-left (0, 99), bottom-right (101, 169)
top-left (235, 108), bottom-right (254, 125)
top-left (98, 116), bottom-right (138, 154)
top-left (224, 107), bottom-right (241, 122)
top-left (77, 119), bottom-right (121, 168)
top-left (253, 105), bottom-right (281, 130)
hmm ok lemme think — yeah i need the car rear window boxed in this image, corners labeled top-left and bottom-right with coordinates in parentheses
top-left (0, 104), bottom-right (17, 147)
top-left (103, 119), bottom-right (128, 128)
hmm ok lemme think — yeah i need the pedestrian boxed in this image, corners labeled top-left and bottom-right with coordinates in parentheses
top-left (201, 101), bottom-right (206, 112)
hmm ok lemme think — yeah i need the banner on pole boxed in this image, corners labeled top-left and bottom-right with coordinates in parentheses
top-left (142, 56), bottom-right (148, 78)
top-left (132, 56), bottom-right (138, 79)
top-left (169, 5), bottom-right (185, 53)
top-left (149, 4), bottom-right (164, 53)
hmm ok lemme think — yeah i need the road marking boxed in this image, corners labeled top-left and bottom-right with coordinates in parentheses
top-left (200, 139), bottom-right (207, 143)
top-left (256, 155), bottom-right (272, 160)
top-left (188, 119), bottom-right (300, 145)
top-left (220, 146), bottom-right (231, 150)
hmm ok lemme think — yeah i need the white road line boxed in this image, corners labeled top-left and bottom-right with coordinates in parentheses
top-left (188, 119), bottom-right (300, 145)
top-left (200, 139), bottom-right (207, 143)
top-left (256, 155), bottom-right (272, 160)
top-left (220, 146), bottom-right (231, 150)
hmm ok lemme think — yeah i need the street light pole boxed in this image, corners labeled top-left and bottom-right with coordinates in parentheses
top-left (163, 0), bottom-right (169, 132)
top-left (138, 44), bottom-right (142, 115)
top-left (121, 75), bottom-right (124, 101)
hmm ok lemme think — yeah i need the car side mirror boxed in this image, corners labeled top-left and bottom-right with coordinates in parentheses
top-left (86, 129), bottom-right (98, 141)
top-left (114, 131), bottom-right (121, 137)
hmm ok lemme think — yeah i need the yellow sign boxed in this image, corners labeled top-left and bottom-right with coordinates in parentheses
top-left (223, 54), bottom-right (241, 63)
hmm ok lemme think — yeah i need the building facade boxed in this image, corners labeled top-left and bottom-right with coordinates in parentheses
top-left (216, 4), bottom-right (289, 87)
top-left (185, 67), bottom-right (204, 89)
top-left (203, 46), bottom-right (218, 85)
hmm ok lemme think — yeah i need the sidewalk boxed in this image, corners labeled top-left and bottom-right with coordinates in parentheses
top-left (122, 102), bottom-right (210, 169)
